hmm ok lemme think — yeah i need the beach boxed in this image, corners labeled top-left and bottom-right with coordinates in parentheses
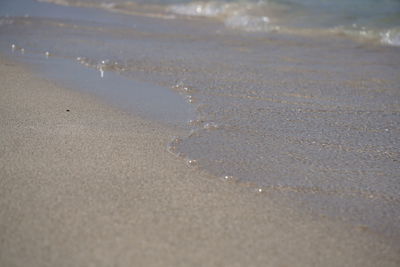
top-left (1, 0), bottom-right (400, 265)
top-left (1, 55), bottom-right (399, 266)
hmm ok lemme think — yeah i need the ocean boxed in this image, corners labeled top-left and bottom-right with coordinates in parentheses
top-left (1, 0), bottom-right (399, 241)
top-left (35, 0), bottom-right (400, 45)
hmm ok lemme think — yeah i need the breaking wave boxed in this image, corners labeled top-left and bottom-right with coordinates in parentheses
top-left (37, 0), bottom-right (400, 46)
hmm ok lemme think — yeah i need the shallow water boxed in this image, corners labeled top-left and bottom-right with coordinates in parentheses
top-left (1, 0), bottom-right (400, 241)
top-left (14, 53), bottom-right (195, 126)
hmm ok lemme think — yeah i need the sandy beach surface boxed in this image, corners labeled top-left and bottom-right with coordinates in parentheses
top-left (0, 55), bottom-right (399, 266)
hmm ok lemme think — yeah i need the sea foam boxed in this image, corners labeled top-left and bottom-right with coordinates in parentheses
top-left (168, 1), bottom-right (275, 32)
top-left (380, 29), bottom-right (400, 46)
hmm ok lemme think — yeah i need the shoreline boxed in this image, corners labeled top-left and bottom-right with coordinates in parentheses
top-left (1, 55), bottom-right (399, 266)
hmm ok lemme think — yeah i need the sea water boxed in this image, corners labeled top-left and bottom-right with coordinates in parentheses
top-left (0, 0), bottom-right (399, 241)
top-left (33, 0), bottom-right (400, 46)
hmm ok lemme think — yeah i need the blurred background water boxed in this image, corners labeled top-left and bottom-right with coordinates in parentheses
top-left (35, 0), bottom-right (400, 45)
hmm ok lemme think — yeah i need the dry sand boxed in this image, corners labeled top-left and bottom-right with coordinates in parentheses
top-left (0, 55), bottom-right (399, 266)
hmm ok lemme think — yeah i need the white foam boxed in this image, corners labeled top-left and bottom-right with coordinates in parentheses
top-left (331, 26), bottom-right (400, 47)
top-left (380, 29), bottom-right (400, 46)
top-left (168, 1), bottom-right (276, 33)
top-left (37, 0), bottom-right (70, 6)
top-left (100, 2), bottom-right (116, 9)
top-left (225, 15), bottom-right (272, 32)
top-left (168, 2), bottom-right (227, 17)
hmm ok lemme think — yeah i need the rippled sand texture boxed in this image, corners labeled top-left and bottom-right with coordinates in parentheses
top-left (0, 0), bottom-right (399, 241)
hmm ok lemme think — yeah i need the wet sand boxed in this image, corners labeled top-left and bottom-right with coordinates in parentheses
top-left (1, 0), bottom-right (399, 237)
top-left (0, 55), bottom-right (399, 266)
